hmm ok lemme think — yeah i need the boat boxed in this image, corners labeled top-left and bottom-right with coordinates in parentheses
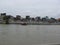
top-left (20, 23), bottom-right (28, 25)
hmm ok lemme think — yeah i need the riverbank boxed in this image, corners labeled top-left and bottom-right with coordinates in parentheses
top-left (0, 22), bottom-right (60, 25)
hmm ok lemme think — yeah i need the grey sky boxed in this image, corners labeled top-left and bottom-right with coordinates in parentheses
top-left (0, 0), bottom-right (60, 18)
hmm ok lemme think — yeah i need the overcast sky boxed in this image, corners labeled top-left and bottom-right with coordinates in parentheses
top-left (0, 0), bottom-right (60, 18)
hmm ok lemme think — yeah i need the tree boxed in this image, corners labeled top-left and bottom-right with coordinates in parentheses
top-left (50, 17), bottom-right (57, 23)
top-left (42, 18), bottom-right (46, 21)
top-left (3, 15), bottom-right (10, 24)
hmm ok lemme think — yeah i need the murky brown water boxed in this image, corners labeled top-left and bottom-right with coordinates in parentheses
top-left (0, 24), bottom-right (60, 45)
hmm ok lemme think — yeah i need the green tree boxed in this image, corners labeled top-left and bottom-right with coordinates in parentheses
top-left (3, 16), bottom-right (10, 24)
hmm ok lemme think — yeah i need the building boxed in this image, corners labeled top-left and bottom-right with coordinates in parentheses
top-left (35, 16), bottom-right (41, 21)
top-left (0, 13), bottom-right (6, 17)
top-left (26, 16), bottom-right (30, 19)
top-left (25, 16), bottom-right (31, 21)
top-left (16, 15), bottom-right (21, 20)
top-left (0, 15), bottom-right (3, 23)
top-left (0, 13), bottom-right (6, 23)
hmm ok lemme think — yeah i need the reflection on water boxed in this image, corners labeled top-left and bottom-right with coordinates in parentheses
top-left (0, 24), bottom-right (60, 45)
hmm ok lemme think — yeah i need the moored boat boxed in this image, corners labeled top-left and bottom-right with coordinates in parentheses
top-left (20, 23), bottom-right (28, 25)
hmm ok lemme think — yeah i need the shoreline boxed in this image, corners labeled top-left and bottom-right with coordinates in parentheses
top-left (0, 22), bottom-right (60, 25)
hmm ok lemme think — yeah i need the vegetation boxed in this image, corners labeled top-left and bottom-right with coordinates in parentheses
top-left (3, 15), bottom-right (10, 24)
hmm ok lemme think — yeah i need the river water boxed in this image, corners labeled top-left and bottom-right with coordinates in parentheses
top-left (0, 24), bottom-right (60, 45)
